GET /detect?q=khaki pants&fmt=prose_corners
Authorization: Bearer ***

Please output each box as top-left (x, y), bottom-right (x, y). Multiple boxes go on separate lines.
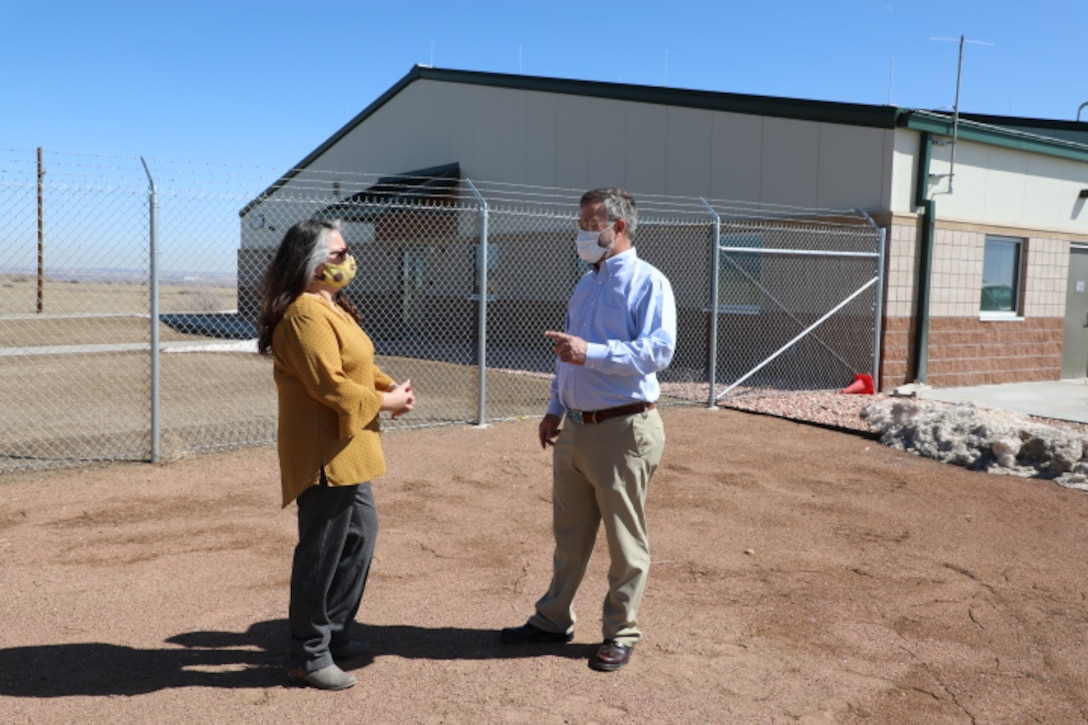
top-left (530, 407), bottom-right (665, 646)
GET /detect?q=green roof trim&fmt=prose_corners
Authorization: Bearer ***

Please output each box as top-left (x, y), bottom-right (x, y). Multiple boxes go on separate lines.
top-left (240, 66), bottom-right (1088, 216)
top-left (414, 66), bottom-right (905, 127)
top-left (901, 111), bottom-right (1088, 163)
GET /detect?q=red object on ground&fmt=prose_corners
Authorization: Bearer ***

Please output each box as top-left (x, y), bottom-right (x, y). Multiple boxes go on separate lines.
top-left (840, 373), bottom-right (874, 394)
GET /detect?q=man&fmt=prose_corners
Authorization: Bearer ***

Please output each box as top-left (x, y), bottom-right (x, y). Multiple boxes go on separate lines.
top-left (500, 187), bottom-right (677, 672)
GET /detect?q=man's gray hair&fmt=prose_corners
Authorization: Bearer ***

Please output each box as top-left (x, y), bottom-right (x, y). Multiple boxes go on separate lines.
top-left (581, 187), bottom-right (638, 240)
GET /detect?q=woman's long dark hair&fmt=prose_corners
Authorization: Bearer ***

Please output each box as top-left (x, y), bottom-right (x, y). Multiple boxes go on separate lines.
top-left (256, 219), bottom-right (361, 355)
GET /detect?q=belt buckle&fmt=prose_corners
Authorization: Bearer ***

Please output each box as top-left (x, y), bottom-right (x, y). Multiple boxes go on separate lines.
top-left (568, 410), bottom-right (583, 424)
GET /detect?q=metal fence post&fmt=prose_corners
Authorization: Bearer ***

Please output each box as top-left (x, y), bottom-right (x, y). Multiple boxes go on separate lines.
top-left (36, 147), bottom-right (44, 314)
top-left (700, 198), bottom-right (720, 408)
top-left (141, 157), bottom-right (161, 463)
top-left (858, 209), bottom-right (886, 387)
top-left (874, 226), bottom-right (886, 385)
top-left (465, 179), bottom-right (489, 427)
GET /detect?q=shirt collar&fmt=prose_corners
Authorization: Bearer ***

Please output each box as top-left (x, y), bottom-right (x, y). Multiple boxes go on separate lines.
top-left (594, 247), bottom-right (637, 276)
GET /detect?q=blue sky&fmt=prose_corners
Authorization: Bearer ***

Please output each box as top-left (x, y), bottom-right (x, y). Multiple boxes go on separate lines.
top-left (3, 0), bottom-right (1087, 177)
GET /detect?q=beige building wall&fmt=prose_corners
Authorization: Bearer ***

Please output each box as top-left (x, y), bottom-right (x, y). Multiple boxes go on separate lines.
top-left (239, 73), bottom-right (1088, 390)
top-left (880, 215), bottom-right (1080, 388)
top-left (259, 79), bottom-right (897, 217)
top-left (921, 225), bottom-right (1068, 386)
top-left (925, 138), bottom-right (1088, 234)
top-left (889, 130), bottom-right (921, 213)
top-left (878, 128), bottom-right (1088, 388)
top-left (880, 218), bottom-right (920, 385)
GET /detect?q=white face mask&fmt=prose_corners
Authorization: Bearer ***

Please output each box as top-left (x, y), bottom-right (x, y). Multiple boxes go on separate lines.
top-left (576, 224), bottom-right (613, 264)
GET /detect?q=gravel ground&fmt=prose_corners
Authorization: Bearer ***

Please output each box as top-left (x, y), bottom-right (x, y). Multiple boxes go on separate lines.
top-left (719, 388), bottom-right (1088, 490)
top-left (720, 386), bottom-right (1088, 437)
top-left (716, 388), bottom-right (889, 434)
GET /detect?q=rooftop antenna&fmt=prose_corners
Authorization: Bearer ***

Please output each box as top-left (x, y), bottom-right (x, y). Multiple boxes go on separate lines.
top-left (929, 35), bottom-right (994, 194)
top-left (519, 43), bottom-right (523, 74)
top-left (888, 58), bottom-right (895, 105)
top-left (664, 50), bottom-right (669, 86)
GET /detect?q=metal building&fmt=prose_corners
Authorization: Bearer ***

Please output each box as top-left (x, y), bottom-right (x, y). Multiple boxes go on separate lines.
top-left (240, 65), bottom-right (1088, 390)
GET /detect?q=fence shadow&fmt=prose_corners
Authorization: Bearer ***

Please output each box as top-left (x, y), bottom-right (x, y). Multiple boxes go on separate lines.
top-left (0, 619), bottom-right (590, 697)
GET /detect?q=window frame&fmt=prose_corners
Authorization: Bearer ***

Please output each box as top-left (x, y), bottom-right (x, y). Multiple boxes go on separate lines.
top-left (979, 235), bottom-right (1023, 320)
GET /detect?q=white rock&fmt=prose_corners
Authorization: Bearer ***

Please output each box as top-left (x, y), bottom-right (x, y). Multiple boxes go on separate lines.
top-left (862, 398), bottom-right (1088, 484)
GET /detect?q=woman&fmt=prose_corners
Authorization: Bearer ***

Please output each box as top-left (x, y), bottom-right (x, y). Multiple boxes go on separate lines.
top-left (257, 218), bottom-right (415, 690)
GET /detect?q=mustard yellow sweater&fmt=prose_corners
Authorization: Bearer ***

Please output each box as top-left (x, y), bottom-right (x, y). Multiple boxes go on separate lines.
top-left (272, 294), bottom-right (394, 506)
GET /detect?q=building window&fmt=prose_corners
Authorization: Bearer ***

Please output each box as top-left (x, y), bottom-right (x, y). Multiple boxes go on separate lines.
top-left (980, 235), bottom-right (1022, 315)
top-left (717, 233), bottom-right (763, 311)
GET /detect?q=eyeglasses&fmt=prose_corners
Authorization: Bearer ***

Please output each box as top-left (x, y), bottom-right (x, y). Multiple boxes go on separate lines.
top-left (577, 220), bottom-right (615, 233)
top-left (327, 247), bottom-right (350, 262)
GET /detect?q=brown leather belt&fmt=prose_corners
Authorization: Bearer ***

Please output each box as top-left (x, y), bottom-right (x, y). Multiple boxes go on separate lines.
top-left (568, 402), bottom-right (655, 425)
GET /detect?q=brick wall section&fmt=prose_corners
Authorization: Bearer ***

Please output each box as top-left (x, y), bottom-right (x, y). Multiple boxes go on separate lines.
top-left (879, 316), bottom-right (915, 388)
top-left (879, 315), bottom-right (1064, 390)
top-left (876, 218), bottom-right (1075, 391)
top-left (925, 316), bottom-right (1063, 386)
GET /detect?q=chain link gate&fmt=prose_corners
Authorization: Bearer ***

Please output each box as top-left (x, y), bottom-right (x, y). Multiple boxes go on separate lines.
top-left (624, 204), bottom-right (883, 407)
top-left (0, 149), bottom-right (883, 473)
top-left (705, 212), bottom-right (885, 400)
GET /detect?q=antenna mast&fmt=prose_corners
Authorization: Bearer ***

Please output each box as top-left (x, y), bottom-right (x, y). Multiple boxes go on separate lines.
top-left (949, 35), bottom-right (964, 194)
top-left (928, 35), bottom-right (993, 195)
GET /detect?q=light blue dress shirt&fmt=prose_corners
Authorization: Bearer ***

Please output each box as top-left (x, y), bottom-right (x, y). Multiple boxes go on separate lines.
top-left (547, 248), bottom-right (677, 417)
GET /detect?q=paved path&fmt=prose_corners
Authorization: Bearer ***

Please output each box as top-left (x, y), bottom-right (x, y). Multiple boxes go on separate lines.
top-left (917, 379), bottom-right (1088, 424)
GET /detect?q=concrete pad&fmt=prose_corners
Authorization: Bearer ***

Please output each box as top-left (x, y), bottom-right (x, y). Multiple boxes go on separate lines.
top-left (915, 379), bottom-right (1088, 424)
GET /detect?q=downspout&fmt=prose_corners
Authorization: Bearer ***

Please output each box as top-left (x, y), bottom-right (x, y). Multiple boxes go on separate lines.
top-left (913, 132), bottom-right (935, 383)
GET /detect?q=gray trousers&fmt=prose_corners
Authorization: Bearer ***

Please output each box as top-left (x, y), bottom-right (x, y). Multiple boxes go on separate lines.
top-left (288, 478), bottom-right (378, 672)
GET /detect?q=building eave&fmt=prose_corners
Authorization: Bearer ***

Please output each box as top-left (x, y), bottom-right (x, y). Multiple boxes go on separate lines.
top-left (900, 110), bottom-right (1088, 163)
top-left (240, 66), bottom-right (1088, 217)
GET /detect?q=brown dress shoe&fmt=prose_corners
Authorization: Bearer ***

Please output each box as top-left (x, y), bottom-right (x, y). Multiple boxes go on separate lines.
top-left (590, 640), bottom-right (634, 671)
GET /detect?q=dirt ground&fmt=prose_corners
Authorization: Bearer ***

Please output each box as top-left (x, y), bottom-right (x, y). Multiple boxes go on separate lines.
top-left (1, 406), bottom-right (1086, 724)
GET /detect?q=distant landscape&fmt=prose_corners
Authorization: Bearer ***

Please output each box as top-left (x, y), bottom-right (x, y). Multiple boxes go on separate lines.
top-left (0, 273), bottom-right (240, 317)
top-left (0, 267), bottom-right (237, 287)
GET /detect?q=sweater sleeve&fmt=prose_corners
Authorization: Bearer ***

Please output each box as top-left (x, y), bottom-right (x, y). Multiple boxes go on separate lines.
top-left (372, 364), bottom-right (395, 392)
top-left (277, 309), bottom-right (384, 441)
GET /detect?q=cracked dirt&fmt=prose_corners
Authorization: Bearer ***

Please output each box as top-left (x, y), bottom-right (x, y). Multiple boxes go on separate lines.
top-left (1, 406), bottom-right (1086, 723)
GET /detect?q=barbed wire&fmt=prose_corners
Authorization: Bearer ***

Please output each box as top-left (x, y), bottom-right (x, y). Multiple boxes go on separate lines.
top-left (1, 145), bottom-right (877, 228)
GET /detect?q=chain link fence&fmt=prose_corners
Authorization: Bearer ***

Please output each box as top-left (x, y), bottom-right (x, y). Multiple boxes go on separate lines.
top-left (0, 148), bottom-right (884, 473)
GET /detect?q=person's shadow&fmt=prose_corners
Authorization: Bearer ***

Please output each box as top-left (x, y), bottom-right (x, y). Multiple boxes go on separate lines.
top-left (0, 620), bottom-right (592, 696)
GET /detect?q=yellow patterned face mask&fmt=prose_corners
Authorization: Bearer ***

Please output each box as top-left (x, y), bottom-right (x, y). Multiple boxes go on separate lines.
top-left (320, 255), bottom-right (356, 289)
